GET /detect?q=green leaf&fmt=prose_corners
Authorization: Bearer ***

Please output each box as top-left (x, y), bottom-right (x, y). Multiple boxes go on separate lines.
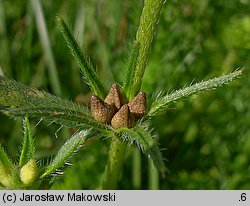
top-left (0, 145), bottom-right (13, 170)
top-left (56, 15), bottom-right (107, 100)
top-left (115, 124), bottom-right (166, 176)
top-left (123, 41), bottom-right (140, 100)
top-left (148, 69), bottom-right (243, 117)
top-left (40, 130), bottom-right (91, 178)
top-left (19, 117), bottom-right (34, 167)
top-left (0, 76), bottom-right (110, 133)
top-left (0, 145), bottom-right (13, 188)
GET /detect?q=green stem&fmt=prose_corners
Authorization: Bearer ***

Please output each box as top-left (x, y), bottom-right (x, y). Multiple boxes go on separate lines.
top-left (130, 0), bottom-right (164, 99)
top-left (148, 159), bottom-right (159, 189)
top-left (102, 136), bottom-right (126, 189)
top-left (132, 148), bottom-right (141, 189)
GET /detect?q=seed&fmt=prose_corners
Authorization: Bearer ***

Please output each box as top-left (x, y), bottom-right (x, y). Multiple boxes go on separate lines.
top-left (104, 83), bottom-right (121, 111)
top-left (128, 92), bottom-right (146, 118)
top-left (91, 95), bottom-right (115, 123)
top-left (111, 104), bottom-right (135, 129)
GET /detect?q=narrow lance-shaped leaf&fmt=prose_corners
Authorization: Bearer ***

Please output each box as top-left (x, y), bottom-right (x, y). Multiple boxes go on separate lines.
top-left (148, 69), bottom-right (243, 117)
top-left (41, 130), bottom-right (91, 178)
top-left (0, 145), bottom-right (13, 187)
top-left (19, 117), bottom-right (34, 167)
top-left (56, 15), bottom-right (107, 100)
top-left (130, 0), bottom-right (164, 98)
top-left (115, 124), bottom-right (166, 176)
top-left (0, 76), bottom-right (110, 133)
top-left (0, 146), bottom-right (13, 169)
top-left (123, 41), bottom-right (140, 100)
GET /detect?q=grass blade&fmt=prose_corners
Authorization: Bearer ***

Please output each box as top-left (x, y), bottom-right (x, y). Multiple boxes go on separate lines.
top-left (148, 69), bottom-right (243, 117)
top-left (0, 0), bottom-right (11, 75)
top-left (57, 15), bottom-right (107, 100)
top-left (31, 0), bottom-right (62, 96)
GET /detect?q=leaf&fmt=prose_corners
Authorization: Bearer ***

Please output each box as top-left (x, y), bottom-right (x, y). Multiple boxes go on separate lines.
top-left (0, 76), bottom-right (110, 133)
top-left (56, 15), bottom-right (107, 100)
top-left (148, 69), bottom-right (243, 117)
top-left (19, 117), bottom-right (34, 167)
top-left (115, 124), bottom-right (166, 176)
top-left (0, 145), bottom-right (13, 170)
top-left (123, 41), bottom-right (140, 100)
top-left (40, 130), bottom-right (91, 178)
top-left (0, 145), bottom-right (13, 188)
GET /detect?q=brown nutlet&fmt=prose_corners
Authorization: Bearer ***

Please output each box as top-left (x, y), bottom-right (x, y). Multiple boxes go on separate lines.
top-left (91, 95), bottom-right (115, 124)
top-left (104, 83), bottom-right (121, 111)
top-left (111, 104), bottom-right (135, 129)
top-left (128, 92), bottom-right (146, 118)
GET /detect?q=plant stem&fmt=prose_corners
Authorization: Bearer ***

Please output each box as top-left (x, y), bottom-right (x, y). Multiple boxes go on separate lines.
top-left (130, 0), bottom-right (164, 99)
top-left (132, 148), bottom-right (141, 189)
top-left (102, 136), bottom-right (126, 189)
top-left (148, 159), bottom-right (159, 189)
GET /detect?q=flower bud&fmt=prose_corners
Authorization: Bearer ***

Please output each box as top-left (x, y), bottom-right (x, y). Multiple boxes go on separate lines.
top-left (20, 159), bottom-right (37, 186)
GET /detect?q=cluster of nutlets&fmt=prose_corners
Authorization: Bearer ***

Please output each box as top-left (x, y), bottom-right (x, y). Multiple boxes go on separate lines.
top-left (91, 83), bottom-right (146, 129)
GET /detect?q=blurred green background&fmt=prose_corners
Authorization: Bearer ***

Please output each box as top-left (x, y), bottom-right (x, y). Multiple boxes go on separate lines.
top-left (0, 0), bottom-right (250, 189)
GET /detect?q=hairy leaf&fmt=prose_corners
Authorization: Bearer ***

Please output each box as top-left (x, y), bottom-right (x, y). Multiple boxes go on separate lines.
top-left (123, 41), bottom-right (140, 100)
top-left (0, 145), bottom-right (13, 170)
top-left (41, 130), bottom-right (91, 178)
top-left (0, 145), bottom-right (13, 188)
top-left (0, 76), bottom-right (110, 133)
top-left (57, 15), bottom-right (107, 100)
top-left (148, 69), bottom-right (243, 117)
top-left (19, 117), bottom-right (34, 167)
top-left (115, 124), bottom-right (166, 176)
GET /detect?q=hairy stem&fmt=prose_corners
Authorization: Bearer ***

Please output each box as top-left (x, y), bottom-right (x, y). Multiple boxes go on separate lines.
top-left (101, 136), bottom-right (126, 189)
top-left (129, 0), bottom-right (164, 99)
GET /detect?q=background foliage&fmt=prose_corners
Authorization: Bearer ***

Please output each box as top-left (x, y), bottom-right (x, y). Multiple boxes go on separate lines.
top-left (0, 0), bottom-right (250, 189)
